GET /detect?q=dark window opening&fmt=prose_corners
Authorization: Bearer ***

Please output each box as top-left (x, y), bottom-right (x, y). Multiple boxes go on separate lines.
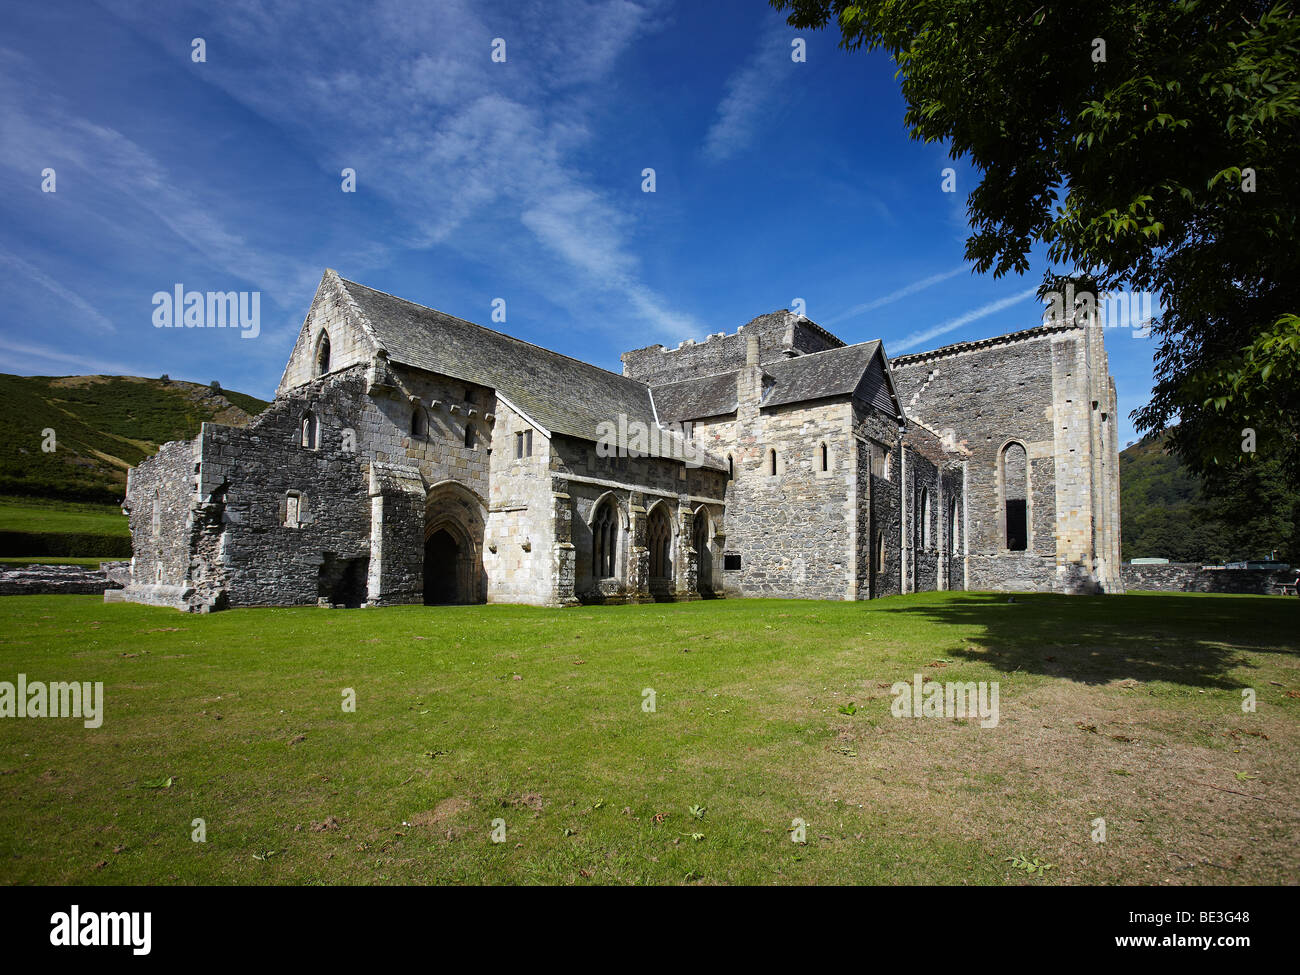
top-left (411, 407), bottom-right (427, 437)
top-left (464, 424), bottom-right (476, 449)
top-left (820, 442), bottom-right (829, 472)
top-left (724, 553), bottom-right (742, 571)
top-left (1005, 499), bottom-right (1027, 551)
top-left (768, 449), bottom-right (777, 476)
top-left (314, 332), bottom-right (331, 377)
top-left (515, 429), bottom-right (533, 459)
top-left (301, 412), bottom-right (318, 449)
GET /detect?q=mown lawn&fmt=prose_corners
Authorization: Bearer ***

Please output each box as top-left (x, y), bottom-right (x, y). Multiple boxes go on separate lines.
top-left (0, 591), bottom-right (1295, 885)
top-left (0, 496), bottom-right (129, 536)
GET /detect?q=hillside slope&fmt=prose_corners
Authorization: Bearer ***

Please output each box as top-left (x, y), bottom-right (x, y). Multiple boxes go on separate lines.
top-left (1120, 433), bottom-right (1298, 563)
top-left (0, 374), bottom-right (269, 504)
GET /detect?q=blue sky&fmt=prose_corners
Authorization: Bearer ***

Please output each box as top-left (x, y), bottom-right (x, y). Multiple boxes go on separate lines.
top-left (0, 0), bottom-right (1156, 445)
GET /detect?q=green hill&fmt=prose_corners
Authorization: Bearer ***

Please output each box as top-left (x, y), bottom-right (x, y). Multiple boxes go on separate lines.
top-left (0, 374), bottom-right (269, 506)
top-left (1119, 433), bottom-right (1298, 564)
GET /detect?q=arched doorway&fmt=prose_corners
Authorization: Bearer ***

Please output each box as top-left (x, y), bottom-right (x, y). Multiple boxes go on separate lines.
top-left (693, 508), bottom-right (713, 596)
top-left (423, 481), bottom-right (487, 605)
top-left (423, 529), bottom-right (460, 604)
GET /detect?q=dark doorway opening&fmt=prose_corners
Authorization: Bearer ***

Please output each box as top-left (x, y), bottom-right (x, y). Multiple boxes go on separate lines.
top-left (424, 529), bottom-right (460, 604)
top-left (1005, 499), bottom-right (1028, 552)
top-left (694, 515), bottom-right (712, 596)
top-left (318, 553), bottom-right (369, 608)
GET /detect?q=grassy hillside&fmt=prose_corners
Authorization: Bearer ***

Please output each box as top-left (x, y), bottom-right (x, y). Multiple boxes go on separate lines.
top-left (0, 374), bottom-right (269, 506)
top-left (1119, 433), bottom-right (1299, 563)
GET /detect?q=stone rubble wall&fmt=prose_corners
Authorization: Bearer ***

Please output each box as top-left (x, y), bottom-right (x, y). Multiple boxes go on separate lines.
top-left (891, 324), bottom-right (1120, 594)
top-left (1122, 563), bottom-right (1297, 595)
top-left (621, 313), bottom-right (841, 385)
top-left (0, 562), bottom-right (129, 596)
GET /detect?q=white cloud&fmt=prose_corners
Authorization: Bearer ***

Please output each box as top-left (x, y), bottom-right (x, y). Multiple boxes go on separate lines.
top-left (0, 336), bottom-right (150, 376)
top-left (98, 0), bottom-right (698, 340)
top-left (892, 287), bottom-right (1040, 353)
top-left (0, 250), bottom-right (114, 334)
top-left (826, 265), bottom-right (969, 327)
top-left (702, 21), bottom-right (797, 163)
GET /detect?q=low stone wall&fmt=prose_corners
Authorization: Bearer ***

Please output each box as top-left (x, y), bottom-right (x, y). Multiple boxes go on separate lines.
top-left (1122, 562), bottom-right (1297, 595)
top-left (0, 562), bottom-right (129, 596)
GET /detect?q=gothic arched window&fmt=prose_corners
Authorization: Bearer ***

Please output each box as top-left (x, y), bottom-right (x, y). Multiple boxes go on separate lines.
top-left (593, 499), bottom-right (618, 579)
top-left (648, 505), bottom-right (672, 580)
top-left (301, 412), bottom-right (318, 449)
top-left (314, 331), bottom-right (331, 377)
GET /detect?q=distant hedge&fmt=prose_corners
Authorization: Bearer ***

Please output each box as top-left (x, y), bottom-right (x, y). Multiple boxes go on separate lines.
top-left (0, 531), bottom-right (132, 558)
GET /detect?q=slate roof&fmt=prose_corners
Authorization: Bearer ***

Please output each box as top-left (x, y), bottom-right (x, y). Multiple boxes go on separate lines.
top-left (651, 341), bottom-right (903, 423)
top-left (336, 277), bottom-right (726, 470)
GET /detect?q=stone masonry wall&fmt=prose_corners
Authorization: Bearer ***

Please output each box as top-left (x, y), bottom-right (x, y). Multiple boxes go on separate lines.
top-left (555, 432), bottom-right (727, 603)
top-left (892, 329), bottom-right (1070, 592)
top-left (719, 397), bottom-right (857, 600)
top-left (484, 402), bottom-right (553, 606)
top-left (1122, 563), bottom-right (1297, 594)
top-left (621, 313), bottom-right (842, 385)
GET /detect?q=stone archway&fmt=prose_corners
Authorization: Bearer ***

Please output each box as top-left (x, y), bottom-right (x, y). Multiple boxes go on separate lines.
top-left (423, 481), bottom-right (486, 605)
top-left (693, 507), bottom-right (713, 596)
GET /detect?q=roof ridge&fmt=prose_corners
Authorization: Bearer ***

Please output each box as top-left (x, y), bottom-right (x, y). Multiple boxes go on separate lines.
top-left (766, 338), bottom-right (880, 367)
top-left (337, 276), bottom-right (652, 391)
top-left (892, 322), bottom-right (1078, 364)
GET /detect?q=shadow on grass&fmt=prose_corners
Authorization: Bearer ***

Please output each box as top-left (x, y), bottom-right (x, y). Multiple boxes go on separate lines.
top-left (873, 591), bottom-right (1298, 689)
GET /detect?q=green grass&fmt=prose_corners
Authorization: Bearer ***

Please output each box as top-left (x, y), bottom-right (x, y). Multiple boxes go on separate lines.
top-left (0, 496), bottom-right (128, 537)
top-left (0, 591), bottom-right (1295, 885)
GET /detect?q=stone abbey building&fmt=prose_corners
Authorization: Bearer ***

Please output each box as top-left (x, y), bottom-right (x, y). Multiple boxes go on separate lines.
top-left (114, 269), bottom-right (1122, 612)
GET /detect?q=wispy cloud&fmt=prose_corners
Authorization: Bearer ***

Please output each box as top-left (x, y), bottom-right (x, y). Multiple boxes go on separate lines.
top-left (99, 0), bottom-right (698, 340)
top-left (0, 250), bottom-right (114, 333)
top-left (826, 265), bottom-right (969, 327)
top-left (892, 287), bottom-right (1040, 353)
top-left (0, 336), bottom-right (150, 376)
top-left (702, 21), bottom-right (797, 164)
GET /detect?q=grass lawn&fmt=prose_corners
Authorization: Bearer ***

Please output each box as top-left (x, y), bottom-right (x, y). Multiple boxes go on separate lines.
top-left (0, 496), bottom-right (128, 536)
top-left (0, 591), bottom-right (1295, 885)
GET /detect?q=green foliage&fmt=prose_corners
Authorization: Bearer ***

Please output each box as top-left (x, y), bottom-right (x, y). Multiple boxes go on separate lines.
top-left (1004, 853), bottom-right (1055, 877)
top-left (772, 0), bottom-right (1300, 481)
top-left (1120, 433), bottom-right (1299, 562)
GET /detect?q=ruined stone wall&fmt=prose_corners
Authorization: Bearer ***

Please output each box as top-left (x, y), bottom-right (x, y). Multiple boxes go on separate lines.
top-left (621, 313), bottom-right (842, 385)
top-left (853, 405), bottom-right (902, 598)
top-left (1122, 563), bottom-right (1297, 594)
top-left (121, 439), bottom-right (201, 608)
top-left (904, 447), bottom-right (942, 594)
top-left (196, 370), bottom-right (375, 609)
top-left (278, 270), bottom-right (377, 393)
